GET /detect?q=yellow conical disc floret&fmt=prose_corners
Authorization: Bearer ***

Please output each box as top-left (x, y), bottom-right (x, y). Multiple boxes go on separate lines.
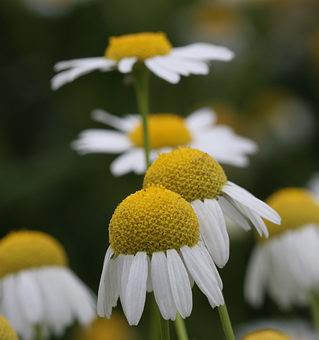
top-left (0, 231), bottom-right (67, 278)
top-left (110, 186), bottom-right (199, 255)
top-left (0, 316), bottom-right (18, 340)
top-left (264, 188), bottom-right (319, 240)
top-left (244, 329), bottom-right (291, 340)
top-left (105, 32), bottom-right (172, 61)
top-left (128, 114), bottom-right (192, 149)
top-left (143, 148), bottom-right (227, 202)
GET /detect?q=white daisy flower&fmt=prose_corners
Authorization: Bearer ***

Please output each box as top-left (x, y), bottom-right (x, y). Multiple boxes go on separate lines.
top-left (245, 188), bottom-right (319, 310)
top-left (71, 108), bottom-right (257, 176)
top-left (51, 32), bottom-right (234, 90)
top-left (97, 186), bottom-right (224, 325)
top-left (0, 315), bottom-right (18, 340)
top-left (143, 148), bottom-right (281, 268)
top-left (0, 231), bottom-right (96, 340)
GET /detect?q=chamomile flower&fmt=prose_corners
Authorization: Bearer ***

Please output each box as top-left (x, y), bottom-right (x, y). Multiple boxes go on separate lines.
top-left (0, 231), bottom-right (96, 340)
top-left (51, 32), bottom-right (234, 89)
top-left (97, 186), bottom-right (224, 325)
top-left (72, 108), bottom-right (257, 176)
top-left (245, 188), bottom-right (319, 309)
top-left (243, 329), bottom-right (291, 340)
top-left (0, 315), bottom-right (18, 340)
top-left (143, 148), bottom-right (281, 268)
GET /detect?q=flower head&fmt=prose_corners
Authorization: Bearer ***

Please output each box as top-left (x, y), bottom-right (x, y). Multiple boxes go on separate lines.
top-left (72, 108), bottom-right (257, 176)
top-left (244, 329), bottom-right (291, 340)
top-left (0, 316), bottom-right (18, 340)
top-left (0, 231), bottom-right (95, 340)
top-left (143, 147), bottom-right (280, 267)
top-left (52, 31), bottom-right (234, 89)
top-left (98, 186), bottom-right (223, 325)
top-left (245, 188), bottom-right (319, 309)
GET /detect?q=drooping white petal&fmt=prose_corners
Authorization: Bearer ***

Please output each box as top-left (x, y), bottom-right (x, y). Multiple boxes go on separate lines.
top-left (97, 247), bottom-right (114, 317)
top-left (51, 58), bottom-right (116, 90)
top-left (222, 181), bottom-right (281, 225)
top-left (185, 107), bottom-right (217, 133)
top-left (110, 149), bottom-right (147, 176)
top-left (181, 245), bottom-right (224, 307)
top-left (191, 199), bottom-right (229, 268)
top-left (119, 255), bottom-right (134, 312)
top-left (118, 57), bottom-right (137, 73)
top-left (166, 249), bottom-right (192, 318)
top-left (71, 129), bottom-right (132, 154)
top-left (124, 252), bottom-right (148, 325)
top-left (239, 204), bottom-right (269, 238)
top-left (145, 58), bottom-right (180, 84)
top-left (91, 109), bottom-right (139, 132)
top-left (171, 43), bottom-right (234, 61)
top-left (151, 252), bottom-right (177, 320)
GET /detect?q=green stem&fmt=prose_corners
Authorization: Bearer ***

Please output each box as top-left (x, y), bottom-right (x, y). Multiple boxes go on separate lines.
top-left (217, 304), bottom-right (235, 340)
top-left (34, 325), bottom-right (44, 340)
top-left (133, 65), bottom-right (151, 168)
top-left (149, 295), bottom-right (161, 340)
top-left (160, 318), bottom-right (170, 340)
top-left (310, 292), bottom-right (319, 336)
top-left (175, 314), bottom-right (189, 340)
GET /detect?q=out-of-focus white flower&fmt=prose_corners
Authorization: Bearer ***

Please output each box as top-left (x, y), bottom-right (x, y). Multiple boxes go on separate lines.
top-left (308, 173), bottom-right (319, 200)
top-left (245, 188), bottom-right (319, 309)
top-left (72, 108), bottom-right (257, 176)
top-left (143, 148), bottom-right (280, 268)
top-left (51, 32), bottom-right (234, 89)
top-left (0, 231), bottom-right (96, 340)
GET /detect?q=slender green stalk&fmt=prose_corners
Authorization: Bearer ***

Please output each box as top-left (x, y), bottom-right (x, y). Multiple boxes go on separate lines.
top-left (310, 292), bottom-right (319, 336)
top-left (217, 304), bottom-right (235, 340)
top-left (175, 314), bottom-right (189, 340)
top-left (34, 325), bottom-right (44, 340)
top-left (149, 295), bottom-right (162, 340)
top-left (160, 318), bottom-right (170, 340)
top-left (133, 65), bottom-right (151, 168)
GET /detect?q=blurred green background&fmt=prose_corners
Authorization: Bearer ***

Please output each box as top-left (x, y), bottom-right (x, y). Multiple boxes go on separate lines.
top-left (1, 0), bottom-right (319, 338)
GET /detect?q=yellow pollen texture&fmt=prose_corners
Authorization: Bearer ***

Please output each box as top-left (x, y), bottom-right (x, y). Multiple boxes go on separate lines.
top-left (109, 186), bottom-right (199, 255)
top-left (244, 329), bottom-right (291, 340)
top-left (264, 188), bottom-right (319, 241)
top-left (0, 316), bottom-right (18, 340)
top-left (105, 32), bottom-right (172, 61)
top-left (129, 114), bottom-right (192, 149)
top-left (0, 231), bottom-right (67, 278)
top-left (143, 148), bottom-right (227, 202)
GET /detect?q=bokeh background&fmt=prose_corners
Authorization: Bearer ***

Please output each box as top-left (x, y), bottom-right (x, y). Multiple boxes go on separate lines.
top-left (1, 0), bottom-right (319, 338)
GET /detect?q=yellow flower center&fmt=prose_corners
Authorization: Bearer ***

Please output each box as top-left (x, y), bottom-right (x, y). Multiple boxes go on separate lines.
top-left (0, 231), bottom-right (68, 278)
top-left (0, 316), bottom-right (18, 340)
top-left (263, 188), bottom-right (319, 241)
top-left (128, 114), bottom-right (192, 149)
top-left (143, 148), bottom-right (227, 202)
top-left (105, 32), bottom-right (172, 61)
top-left (109, 186), bottom-right (199, 255)
top-left (244, 329), bottom-right (291, 340)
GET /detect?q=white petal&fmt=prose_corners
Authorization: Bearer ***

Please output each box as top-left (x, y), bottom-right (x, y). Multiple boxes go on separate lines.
top-left (223, 181), bottom-right (281, 224)
top-left (166, 249), bottom-right (192, 318)
top-left (240, 204), bottom-right (269, 238)
top-left (71, 129), bottom-right (131, 154)
top-left (145, 58), bottom-right (180, 84)
top-left (119, 255), bottom-right (134, 312)
top-left (91, 109), bottom-right (139, 132)
top-left (97, 247), bottom-right (114, 317)
top-left (124, 252), bottom-right (148, 325)
top-left (191, 199), bottom-right (229, 268)
top-left (185, 107), bottom-right (217, 132)
top-left (181, 245), bottom-right (224, 307)
top-left (110, 149), bottom-right (147, 176)
top-left (118, 57), bottom-right (137, 73)
top-left (151, 252), bottom-right (177, 320)
top-left (54, 57), bottom-right (115, 71)
top-left (171, 43), bottom-right (234, 61)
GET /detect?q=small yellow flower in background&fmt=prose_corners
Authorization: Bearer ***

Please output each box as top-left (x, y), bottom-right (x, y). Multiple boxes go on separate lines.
top-left (245, 188), bottom-right (319, 309)
top-left (0, 315), bottom-right (18, 340)
top-left (51, 31), bottom-right (234, 89)
top-left (0, 231), bottom-right (95, 340)
top-left (244, 329), bottom-right (291, 340)
top-left (76, 314), bottom-right (135, 340)
top-left (143, 147), bottom-right (280, 268)
top-left (71, 108), bottom-right (257, 176)
top-left (98, 186), bottom-right (223, 325)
